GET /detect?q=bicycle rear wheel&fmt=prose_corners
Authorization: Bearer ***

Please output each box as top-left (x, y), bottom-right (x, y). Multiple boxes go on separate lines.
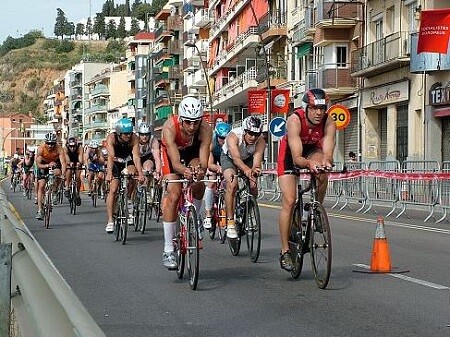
top-left (289, 204), bottom-right (304, 279)
top-left (43, 190), bottom-right (51, 229)
top-left (92, 179), bottom-right (97, 208)
top-left (70, 182), bottom-right (77, 215)
top-left (154, 185), bottom-right (162, 222)
top-left (186, 206), bottom-right (199, 290)
top-left (310, 203), bottom-right (332, 289)
top-left (137, 189), bottom-right (147, 233)
top-left (120, 195), bottom-right (128, 245)
top-left (245, 197), bottom-right (261, 263)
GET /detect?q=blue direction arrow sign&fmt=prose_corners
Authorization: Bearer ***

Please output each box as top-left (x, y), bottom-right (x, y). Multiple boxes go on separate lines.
top-left (269, 117), bottom-right (286, 137)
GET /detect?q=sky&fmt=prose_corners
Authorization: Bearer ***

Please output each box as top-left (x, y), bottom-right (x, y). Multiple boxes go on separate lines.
top-left (0, 1), bottom-right (112, 44)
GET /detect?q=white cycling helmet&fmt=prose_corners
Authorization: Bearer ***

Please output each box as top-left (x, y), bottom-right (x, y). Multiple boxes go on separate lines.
top-left (13, 153), bottom-right (19, 159)
top-left (89, 140), bottom-right (99, 149)
top-left (179, 97), bottom-right (203, 121)
top-left (242, 116), bottom-right (263, 133)
top-left (101, 148), bottom-right (108, 156)
top-left (138, 122), bottom-right (151, 135)
top-left (27, 146), bottom-right (36, 153)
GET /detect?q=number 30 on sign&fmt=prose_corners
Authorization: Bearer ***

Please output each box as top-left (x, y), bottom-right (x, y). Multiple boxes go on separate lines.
top-left (327, 104), bottom-right (351, 130)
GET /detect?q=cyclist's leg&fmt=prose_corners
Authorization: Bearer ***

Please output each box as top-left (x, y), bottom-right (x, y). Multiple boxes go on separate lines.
top-left (97, 170), bottom-right (105, 197)
top-left (278, 174), bottom-right (297, 271)
top-left (203, 174), bottom-right (216, 229)
top-left (106, 178), bottom-right (119, 232)
top-left (36, 170), bottom-right (47, 218)
top-left (87, 165), bottom-right (94, 195)
top-left (222, 155), bottom-right (239, 238)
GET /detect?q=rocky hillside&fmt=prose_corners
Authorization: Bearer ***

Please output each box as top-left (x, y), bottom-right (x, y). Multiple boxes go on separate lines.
top-left (0, 38), bottom-right (110, 119)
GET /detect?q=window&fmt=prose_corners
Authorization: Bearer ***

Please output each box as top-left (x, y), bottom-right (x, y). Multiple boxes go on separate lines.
top-left (337, 46), bottom-right (347, 67)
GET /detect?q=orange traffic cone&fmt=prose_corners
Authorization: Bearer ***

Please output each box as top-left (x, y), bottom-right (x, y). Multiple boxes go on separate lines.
top-left (370, 216), bottom-right (391, 272)
top-left (353, 216), bottom-right (408, 274)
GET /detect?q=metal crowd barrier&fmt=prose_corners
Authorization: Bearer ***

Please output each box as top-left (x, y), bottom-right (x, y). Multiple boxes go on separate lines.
top-left (257, 160), bottom-right (450, 224)
top-left (397, 160), bottom-right (440, 222)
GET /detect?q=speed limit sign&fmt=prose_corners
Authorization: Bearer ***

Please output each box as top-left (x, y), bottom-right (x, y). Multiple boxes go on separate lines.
top-left (327, 104), bottom-right (351, 130)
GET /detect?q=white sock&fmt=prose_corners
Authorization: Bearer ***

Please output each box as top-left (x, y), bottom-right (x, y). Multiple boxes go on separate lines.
top-left (204, 186), bottom-right (214, 212)
top-left (163, 221), bottom-right (177, 252)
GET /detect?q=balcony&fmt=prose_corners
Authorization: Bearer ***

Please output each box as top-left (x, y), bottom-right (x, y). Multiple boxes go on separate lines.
top-left (305, 63), bottom-right (356, 97)
top-left (291, 8), bottom-right (314, 45)
top-left (260, 12), bottom-right (287, 44)
top-left (315, 0), bottom-right (363, 27)
top-left (84, 104), bottom-right (108, 114)
top-left (155, 93), bottom-right (171, 107)
top-left (213, 67), bottom-right (258, 109)
top-left (195, 8), bottom-right (212, 27)
top-left (167, 15), bottom-right (183, 31)
top-left (256, 62), bottom-right (288, 90)
top-left (70, 79), bottom-right (82, 88)
top-left (154, 72), bottom-right (169, 86)
top-left (169, 90), bottom-right (183, 104)
top-left (351, 31), bottom-right (411, 78)
top-left (168, 40), bottom-right (182, 55)
top-left (127, 70), bottom-right (135, 82)
top-left (210, 27), bottom-right (259, 75)
top-left (153, 48), bottom-right (171, 65)
top-left (183, 57), bottom-right (201, 72)
top-left (183, 0), bottom-right (203, 7)
top-left (210, 0), bottom-right (251, 40)
top-left (84, 120), bottom-right (108, 130)
top-left (169, 65), bottom-right (183, 80)
top-left (90, 84), bottom-right (109, 98)
top-left (154, 24), bottom-right (173, 42)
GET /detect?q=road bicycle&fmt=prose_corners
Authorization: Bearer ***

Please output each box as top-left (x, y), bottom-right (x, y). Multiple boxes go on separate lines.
top-left (90, 168), bottom-right (105, 208)
top-left (113, 157), bottom-right (133, 245)
top-left (207, 173), bottom-right (226, 243)
top-left (287, 167), bottom-right (332, 289)
top-left (165, 174), bottom-right (209, 290)
top-left (11, 169), bottom-right (21, 193)
top-left (148, 175), bottom-right (162, 223)
top-left (23, 168), bottom-right (34, 200)
top-left (133, 171), bottom-right (151, 233)
top-left (227, 171), bottom-right (261, 263)
top-left (67, 165), bottom-right (81, 214)
top-left (43, 166), bottom-right (56, 229)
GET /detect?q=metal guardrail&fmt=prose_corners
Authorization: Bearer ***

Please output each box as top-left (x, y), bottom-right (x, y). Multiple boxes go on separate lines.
top-left (0, 189), bottom-right (106, 337)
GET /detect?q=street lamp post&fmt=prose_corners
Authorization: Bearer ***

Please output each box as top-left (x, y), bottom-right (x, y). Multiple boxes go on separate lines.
top-left (185, 41), bottom-right (214, 125)
top-left (247, 1), bottom-right (273, 163)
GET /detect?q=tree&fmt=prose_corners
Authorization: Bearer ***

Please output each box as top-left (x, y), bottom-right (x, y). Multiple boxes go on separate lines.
top-left (102, 0), bottom-right (115, 16)
top-left (129, 18), bottom-right (141, 36)
top-left (117, 17), bottom-right (127, 39)
top-left (131, 0), bottom-right (143, 14)
top-left (64, 22), bottom-right (75, 39)
top-left (133, 3), bottom-right (153, 21)
top-left (93, 13), bottom-right (106, 40)
top-left (105, 19), bottom-right (117, 40)
top-left (54, 8), bottom-right (69, 39)
top-left (76, 23), bottom-right (85, 39)
top-left (150, 0), bottom-right (168, 16)
top-left (86, 17), bottom-right (93, 38)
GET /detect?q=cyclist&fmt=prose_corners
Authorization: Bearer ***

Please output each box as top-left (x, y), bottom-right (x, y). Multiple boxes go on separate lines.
top-left (9, 153), bottom-right (21, 189)
top-left (84, 140), bottom-right (105, 199)
top-left (105, 118), bottom-right (144, 233)
top-left (160, 96), bottom-right (212, 269)
top-left (221, 116), bottom-right (266, 239)
top-left (64, 137), bottom-right (83, 206)
top-left (35, 132), bottom-right (67, 220)
top-left (21, 147), bottom-right (36, 196)
top-left (203, 122), bottom-right (231, 230)
top-left (277, 88), bottom-right (336, 271)
top-left (137, 122), bottom-right (161, 180)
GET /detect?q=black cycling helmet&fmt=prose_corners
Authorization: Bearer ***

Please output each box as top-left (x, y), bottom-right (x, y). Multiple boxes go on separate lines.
top-left (301, 88), bottom-right (329, 111)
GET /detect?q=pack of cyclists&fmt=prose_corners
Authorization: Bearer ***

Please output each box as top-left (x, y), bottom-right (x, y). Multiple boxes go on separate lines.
top-left (6, 88), bottom-right (336, 274)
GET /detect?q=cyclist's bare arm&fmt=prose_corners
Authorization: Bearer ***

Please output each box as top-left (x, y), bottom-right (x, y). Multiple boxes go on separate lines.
top-left (252, 138), bottom-right (266, 175)
top-left (151, 137), bottom-right (161, 174)
top-left (321, 115), bottom-right (337, 167)
top-left (36, 146), bottom-right (48, 169)
top-left (106, 133), bottom-right (116, 179)
top-left (197, 123), bottom-right (212, 174)
top-left (131, 134), bottom-right (144, 179)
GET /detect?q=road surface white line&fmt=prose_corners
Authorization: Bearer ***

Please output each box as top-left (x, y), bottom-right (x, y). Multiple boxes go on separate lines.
top-left (353, 264), bottom-right (450, 290)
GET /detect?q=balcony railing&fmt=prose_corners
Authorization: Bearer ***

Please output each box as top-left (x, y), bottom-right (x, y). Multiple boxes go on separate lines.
top-left (168, 65), bottom-right (183, 80)
top-left (153, 48), bottom-right (170, 64)
top-left (194, 8), bottom-right (213, 28)
top-left (351, 31), bottom-right (411, 76)
top-left (316, 0), bottom-right (363, 22)
top-left (213, 67), bottom-right (257, 101)
top-left (154, 24), bottom-right (173, 41)
top-left (259, 12), bottom-right (287, 41)
top-left (305, 63), bottom-right (356, 90)
top-left (210, 0), bottom-right (251, 40)
top-left (90, 84), bottom-right (109, 97)
top-left (168, 40), bottom-right (182, 55)
top-left (167, 15), bottom-right (183, 31)
top-left (84, 120), bottom-right (108, 130)
top-left (291, 8), bottom-right (314, 44)
top-left (84, 104), bottom-right (108, 114)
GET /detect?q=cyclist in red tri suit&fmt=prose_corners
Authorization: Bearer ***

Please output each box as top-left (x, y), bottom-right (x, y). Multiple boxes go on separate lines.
top-left (160, 96), bottom-right (212, 270)
top-left (277, 88), bottom-right (336, 272)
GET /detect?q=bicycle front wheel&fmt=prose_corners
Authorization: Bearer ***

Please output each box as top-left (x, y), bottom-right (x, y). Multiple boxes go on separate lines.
top-left (217, 193), bottom-right (227, 244)
top-left (70, 182), bottom-right (77, 215)
top-left (310, 203), bottom-right (332, 289)
top-left (245, 197), bottom-right (261, 263)
top-left (175, 220), bottom-right (185, 280)
top-left (138, 190), bottom-right (147, 234)
top-left (186, 206), bottom-right (199, 290)
top-left (288, 203), bottom-right (304, 279)
top-left (120, 195), bottom-right (128, 245)
top-left (44, 190), bottom-right (52, 229)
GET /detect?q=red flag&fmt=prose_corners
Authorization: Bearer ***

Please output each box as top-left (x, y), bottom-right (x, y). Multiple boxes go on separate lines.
top-left (271, 89), bottom-right (290, 114)
top-left (248, 90), bottom-right (266, 114)
top-left (417, 9), bottom-right (450, 54)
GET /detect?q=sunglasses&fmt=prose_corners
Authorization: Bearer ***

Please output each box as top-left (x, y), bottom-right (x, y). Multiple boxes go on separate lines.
top-left (139, 133), bottom-right (150, 137)
top-left (246, 131), bottom-right (261, 138)
top-left (46, 142), bottom-right (56, 146)
top-left (182, 119), bottom-right (201, 126)
top-left (121, 132), bottom-right (132, 136)
top-left (217, 136), bottom-right (226, 140)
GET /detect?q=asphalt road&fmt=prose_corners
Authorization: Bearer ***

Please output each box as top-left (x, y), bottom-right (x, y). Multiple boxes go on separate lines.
top-left (4, 182), bottom-right (450, 337)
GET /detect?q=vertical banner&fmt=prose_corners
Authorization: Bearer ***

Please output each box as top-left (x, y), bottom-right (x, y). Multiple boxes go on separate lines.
top-left (248, 90), bottom-right (267, 114)
top-left (271, 89), bottom-right (290, 114)
top-left (417, 9), bottom-right (450, 54)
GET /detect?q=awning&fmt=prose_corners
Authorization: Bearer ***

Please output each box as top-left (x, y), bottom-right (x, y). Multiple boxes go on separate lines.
top-left (435, 107), bottom-right (450, 117)
top-left (296, 43), bottom-right (312, 59)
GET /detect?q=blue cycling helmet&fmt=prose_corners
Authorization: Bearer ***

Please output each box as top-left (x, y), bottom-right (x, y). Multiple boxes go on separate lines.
top-left (115, 118), bottom-right (133, 134)
top-left (214, 122), bottom-right (231, 138)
